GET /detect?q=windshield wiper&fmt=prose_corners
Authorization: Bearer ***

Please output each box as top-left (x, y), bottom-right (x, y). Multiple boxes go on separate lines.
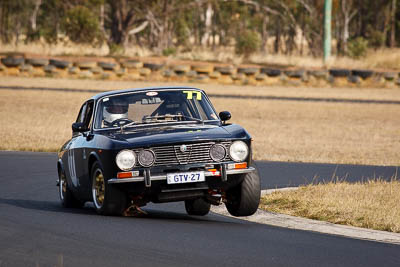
top-left (142, 114), bottom-right (203, 124)
top-left (120, 120), bottom-right (138, 131)
top-left (180, 115), bottom-right (203, 123)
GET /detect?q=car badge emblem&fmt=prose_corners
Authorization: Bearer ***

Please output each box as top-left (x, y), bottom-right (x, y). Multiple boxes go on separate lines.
top-left (180, 145), bottom-right (188, 153)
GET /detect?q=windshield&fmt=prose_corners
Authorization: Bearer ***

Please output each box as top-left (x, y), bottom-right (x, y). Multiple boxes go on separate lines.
top-left (94, 89), bottom-right (219, 129)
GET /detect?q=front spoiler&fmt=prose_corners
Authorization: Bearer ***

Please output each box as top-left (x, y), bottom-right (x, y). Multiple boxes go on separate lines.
top-left (108, 167), bottom-right (255, 185)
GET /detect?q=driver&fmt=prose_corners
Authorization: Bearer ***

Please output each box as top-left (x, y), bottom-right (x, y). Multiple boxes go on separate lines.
top-left (103, 97), bottom-right (129, 126)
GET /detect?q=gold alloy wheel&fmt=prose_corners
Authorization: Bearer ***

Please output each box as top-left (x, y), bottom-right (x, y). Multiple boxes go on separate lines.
top-left (93, 169), bottom-right (105, 208)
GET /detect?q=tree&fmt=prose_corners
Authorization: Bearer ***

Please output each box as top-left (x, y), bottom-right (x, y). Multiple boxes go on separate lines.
top-left (62, 6), bottom-right (101, 43)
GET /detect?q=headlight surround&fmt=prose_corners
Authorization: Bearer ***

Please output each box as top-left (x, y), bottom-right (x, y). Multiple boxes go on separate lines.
top-left (229, 141), bottom-right (249, 162)
top-left (210, 144), bottom-right (226, 161)
top-left (116, 150), bottom-right (136, 171)
top-left (138, 149), bottom-right (155, 167)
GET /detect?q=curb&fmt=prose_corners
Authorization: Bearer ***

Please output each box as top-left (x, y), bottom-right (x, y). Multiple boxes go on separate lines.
top-left (210, 188), bottom-right (400, 245)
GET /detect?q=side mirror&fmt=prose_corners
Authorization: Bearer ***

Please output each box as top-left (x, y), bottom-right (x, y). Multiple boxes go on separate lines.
top-left (72, 122), bottom-right (87, 133)
top-left (219, 111), bottom-right (231, 123)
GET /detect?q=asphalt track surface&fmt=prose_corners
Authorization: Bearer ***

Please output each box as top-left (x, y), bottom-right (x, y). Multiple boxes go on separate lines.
top-left (0, 151), bottom-right (399, 267)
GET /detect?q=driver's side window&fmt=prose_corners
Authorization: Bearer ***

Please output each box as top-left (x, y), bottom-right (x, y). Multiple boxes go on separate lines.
top-left (76, 101), bottom-right (94, 129)
top-left (76, 103), bottom-right (87, 124)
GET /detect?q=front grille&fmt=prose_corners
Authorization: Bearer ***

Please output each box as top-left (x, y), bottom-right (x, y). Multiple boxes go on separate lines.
top-left (136, 141), bottom-right (231, 166)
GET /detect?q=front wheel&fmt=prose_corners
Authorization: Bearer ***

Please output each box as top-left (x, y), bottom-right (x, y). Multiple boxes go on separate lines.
top-left (185, 198), bottom-right (211, 216)
top-left (225, 165), bottom-right (261, 217)
top-left (91, 162), bottom-right (128, 216)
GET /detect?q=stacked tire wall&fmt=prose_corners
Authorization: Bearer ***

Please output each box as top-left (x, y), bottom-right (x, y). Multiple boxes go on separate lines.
top-left (1, 55), bottom-right (399, 88)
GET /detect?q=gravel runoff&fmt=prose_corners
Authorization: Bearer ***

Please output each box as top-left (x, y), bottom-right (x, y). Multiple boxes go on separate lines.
top-left (210, 188), bottom-right (400, 245)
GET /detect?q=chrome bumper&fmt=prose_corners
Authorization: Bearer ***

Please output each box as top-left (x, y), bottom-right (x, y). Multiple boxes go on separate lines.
top-left (108, 167), bottom-right (255, 185)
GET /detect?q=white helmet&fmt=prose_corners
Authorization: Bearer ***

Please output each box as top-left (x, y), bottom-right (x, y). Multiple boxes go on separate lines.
top-left (103, 97), bottom-right (129, 125)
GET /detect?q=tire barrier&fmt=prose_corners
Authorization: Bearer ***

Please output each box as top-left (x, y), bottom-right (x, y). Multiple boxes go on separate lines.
top-left (26, 58), bottom-right (49, 67)
top-left (192, 64), bottom-right (214, 74)
top-left (76, 61), bottom-right (97, 70)
top-left (1, 57), bottom-right (24, 67)
top-left (351, 69), bottom-right (374, 80)
top-left (49, 59), bottom-right (70, 69)
top-left (98, 62), bottom-right (116, 71)
top-left (121, 60), bottom-right (143, 69)
top-left (383, 72), bottom-right (397, 81)
top-left (143, 63), bottom-right (164, 71)
top-left (214, 66), bottom-right (235, 75)
top-left (1, 55), bottom-right (400, 88)
top-left (237, 67), bottom-right (259, 75)
top-left (308, 70), bottom-right (328, 79)
top-left (329, 69), bottom-right (351, 78)
top-left (284, 69), bottom-right (305, 78)
top-left (261, 68), bottom-right (281, 77)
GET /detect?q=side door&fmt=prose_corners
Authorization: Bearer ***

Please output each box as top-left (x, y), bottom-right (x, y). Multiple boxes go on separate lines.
top-left (72, 100), bottom-right (95, 196)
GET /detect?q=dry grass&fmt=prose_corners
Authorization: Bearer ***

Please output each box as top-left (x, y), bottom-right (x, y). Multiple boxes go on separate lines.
top-left (216, 98), bottom-right (400, 166)
top-left (0, 77), bottom-right (400, 166)
top-left (0, 40), bottom-right (152, 57)
top-left (0, 89), bottom-right (92, 151)
top-left (260, 180), bottom-right (400, 233)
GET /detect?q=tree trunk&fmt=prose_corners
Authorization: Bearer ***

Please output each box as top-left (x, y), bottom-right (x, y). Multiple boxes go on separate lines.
top-left (201, 2), bottom-right (213, 46)
top-left (341, 0), bottom-right (357, 55)
top-left (30, 0), bottom-right (42, 32)
top-left (390, 0), bottom-right (397, 47)
top-left (274, 18), bottom-right (281, 53)
top-left (157, 0), bottom-right (171, 52)
top-left (261, 15), bottom-right (268, 53)
top-left (109, 0), bottom-right (124, 45)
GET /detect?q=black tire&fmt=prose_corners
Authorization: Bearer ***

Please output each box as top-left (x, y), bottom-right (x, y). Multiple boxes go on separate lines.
top-left (185, 198), bottom-right (211, 216)
top-left (1, 57), bottom-right (24, 67)
top-left (143, 63), bottom-right (164, 71)
top-left (76, 61), bottom-right (96, 70)
top-left (284, 69), bottom-right (305, 78)
top-left (58, 169), bottom-right (84, 208)
top-left (26, 58), bottom-right (49, 67)
top-left (49, 59), bottom-right (70, 69)
top-left (237, 67), bottom-right (258, 75)
top-left (261, 68), bottom-right (281, 77)
top-left (215, 66), bottom-right (235, 75)
top-left (351, 69), bottom-right (374, 79)
top-left (329, 68), bottom-right (350, 78)
top-left (225, 165), bottom-right (261, 217)
top-left (383, 72), bottom-right (398, 81)
top-left (98, 62), bottom-right (116, 71)
top-left (91, 162), bottom-right (128, 216)
top-left (121, 60), bottom-right (143, 69)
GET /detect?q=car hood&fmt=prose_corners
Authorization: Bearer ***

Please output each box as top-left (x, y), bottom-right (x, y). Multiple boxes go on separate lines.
top-left (103, 124), bottom-right (243, 148)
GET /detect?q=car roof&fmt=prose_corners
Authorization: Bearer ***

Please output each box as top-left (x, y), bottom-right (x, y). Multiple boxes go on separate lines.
top-left (90, 86), bottom-right (204, 101)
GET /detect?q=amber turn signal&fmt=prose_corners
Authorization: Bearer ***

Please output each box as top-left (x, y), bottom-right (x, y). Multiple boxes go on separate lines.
top-left (234, 162), bottom-right (247, 169)
top-left (117, 172), bottom-right (133, 179)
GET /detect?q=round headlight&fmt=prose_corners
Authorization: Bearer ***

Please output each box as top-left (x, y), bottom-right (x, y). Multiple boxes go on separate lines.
top-left (210, 144), bottom-right (226, 161)
top-left (138, 149), bottom-right (155, 167)
top-left (229, 141), bottom-right (249, 162)
top-left (116, 150), bottom-right (136, 171)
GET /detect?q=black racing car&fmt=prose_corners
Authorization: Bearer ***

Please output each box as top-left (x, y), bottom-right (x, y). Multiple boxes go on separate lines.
top-left (57, 86), bottom-right (261, 216)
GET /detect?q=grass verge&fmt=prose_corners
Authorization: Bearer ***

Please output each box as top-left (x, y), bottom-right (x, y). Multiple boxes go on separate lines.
top-left (260, 179), bottom-right (400, 233)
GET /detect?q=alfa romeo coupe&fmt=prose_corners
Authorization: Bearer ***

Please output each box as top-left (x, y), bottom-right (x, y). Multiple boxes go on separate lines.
top-left (57, 87), bottom-right (261, 217)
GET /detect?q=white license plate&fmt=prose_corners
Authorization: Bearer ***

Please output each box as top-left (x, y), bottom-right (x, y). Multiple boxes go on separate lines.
top-left (167, 171), bottom-right (205, 184)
